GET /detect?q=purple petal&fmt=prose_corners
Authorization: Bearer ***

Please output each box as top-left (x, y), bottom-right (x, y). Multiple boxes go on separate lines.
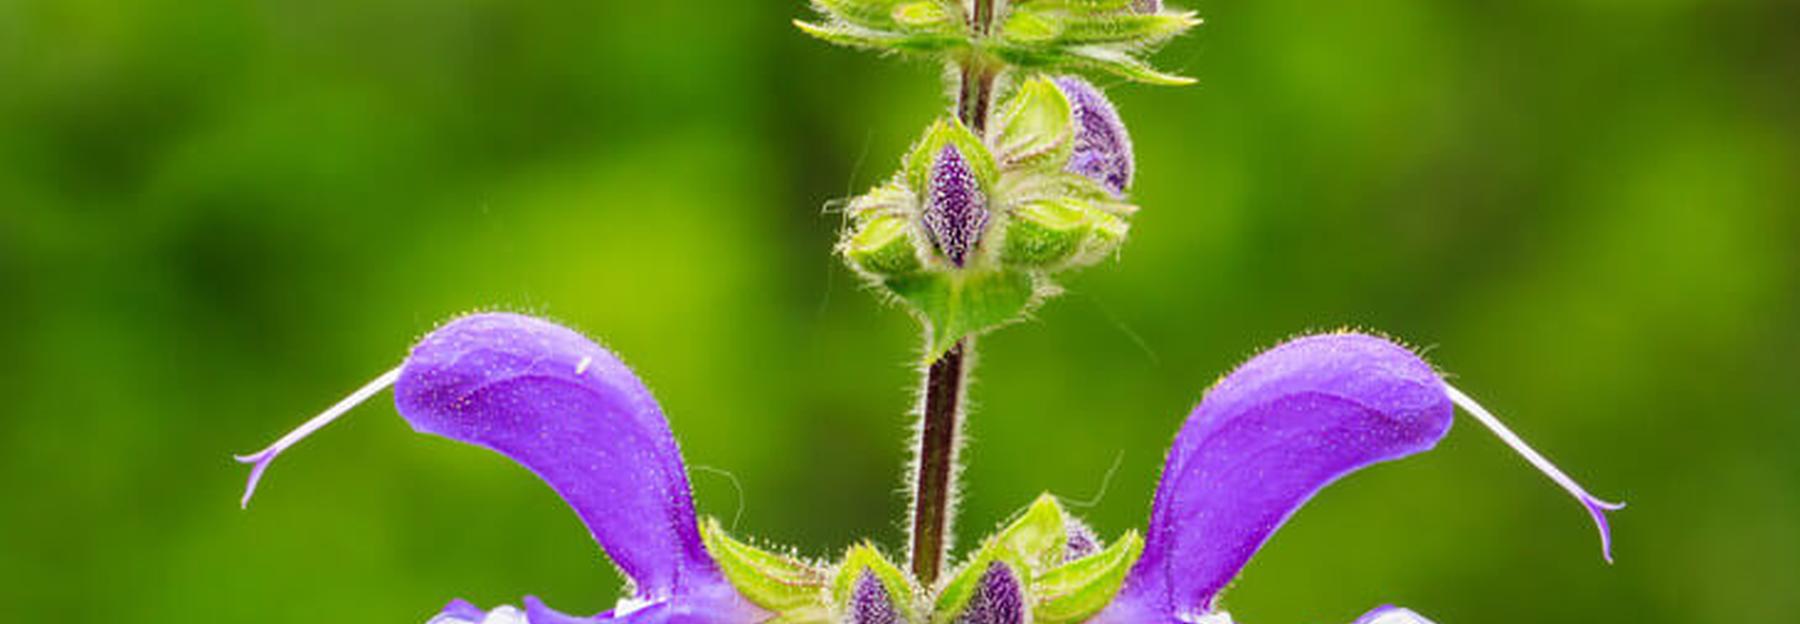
top-left (921, 144), bottom-right (990, 266)
top-left (1100, 333), bottom-right (1454, 620)
top-left (394, 313), bottom-right (762, 621)
top-left (1352, 605), bottom-right (1437, 624)
top-left (1054, 76), bottom-right (1134, 195)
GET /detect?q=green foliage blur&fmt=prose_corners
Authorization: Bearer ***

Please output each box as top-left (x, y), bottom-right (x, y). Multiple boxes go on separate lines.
top-left (1, 0), bottom-right (1795, 621)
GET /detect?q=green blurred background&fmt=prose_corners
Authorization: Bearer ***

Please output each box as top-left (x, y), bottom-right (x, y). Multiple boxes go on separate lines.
top-left (2, 0), bottom-right (1796, 621)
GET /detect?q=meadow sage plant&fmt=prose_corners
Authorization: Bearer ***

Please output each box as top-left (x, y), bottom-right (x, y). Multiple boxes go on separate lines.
top-left (237, 2), bottom-right (1623, 622)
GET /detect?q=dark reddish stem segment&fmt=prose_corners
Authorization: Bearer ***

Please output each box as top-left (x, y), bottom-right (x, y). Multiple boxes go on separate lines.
top-left (911, 340), bottom-right (968, 584)
top-left (911, 0), bottom-right (996, 587)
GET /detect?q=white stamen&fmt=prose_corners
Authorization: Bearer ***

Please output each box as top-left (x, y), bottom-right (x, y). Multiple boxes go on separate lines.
top-left (1444, 383), bottom-right (1627, 563)
top-left (234, 366), bottom-right (402, 509)
top-left (576, 356), bottom-right (593, 375)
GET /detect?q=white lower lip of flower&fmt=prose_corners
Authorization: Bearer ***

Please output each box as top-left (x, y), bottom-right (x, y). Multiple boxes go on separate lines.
top-left (1182, 611), bottom-right (1234, 624)
top-left (1362, 608), bottom-right (1437, 624)
top-left (425, 605), bottom-right (526, 624)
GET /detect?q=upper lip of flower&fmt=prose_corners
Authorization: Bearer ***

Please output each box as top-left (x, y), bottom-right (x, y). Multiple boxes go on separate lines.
top-left (1095, 331), bottom-right (1623, 623)
top-left (237, 319), bottom-right (1620, 623)
top-left (236, 312), bottom-right (768, 622)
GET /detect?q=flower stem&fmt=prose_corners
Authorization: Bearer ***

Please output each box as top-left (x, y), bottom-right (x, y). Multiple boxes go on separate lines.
top-left (910, 340), bottom-right (969, 585)
top-left (910, 0), bottom-right (998, 587)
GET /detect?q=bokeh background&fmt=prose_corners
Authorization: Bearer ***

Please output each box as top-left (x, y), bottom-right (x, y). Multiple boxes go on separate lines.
top-left (2, 0), bottom-right (1796, 621)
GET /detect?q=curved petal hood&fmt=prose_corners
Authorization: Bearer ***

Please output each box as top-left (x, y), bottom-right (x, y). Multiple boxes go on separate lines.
top-left (1097, 333), bottom-right (1454, 621)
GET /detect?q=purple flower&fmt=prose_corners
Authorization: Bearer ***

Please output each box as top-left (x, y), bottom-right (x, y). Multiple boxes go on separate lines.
top-left (1092, 332), bottom-right (1623, 623)
top-left (920, 144), bottom-right (990, 266)
top-left (236, 313), bottom-right (767, 623)
top-left (1055, 76), bottom-right (1135, 195)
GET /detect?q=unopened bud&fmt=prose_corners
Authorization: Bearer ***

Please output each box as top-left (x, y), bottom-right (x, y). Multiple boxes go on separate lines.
top-left (1054, 76), bottom-right (1135, 195)
top-left (957, 561), bottom-right (1026, 624)
top-left (922, 145), bottom-right (991, 266)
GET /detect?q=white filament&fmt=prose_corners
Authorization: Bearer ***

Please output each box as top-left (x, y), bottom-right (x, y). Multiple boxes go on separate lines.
top-left (1445, 382), bottom-right (1627, 563)
top-left (233, 366), bottom-right (402, 508)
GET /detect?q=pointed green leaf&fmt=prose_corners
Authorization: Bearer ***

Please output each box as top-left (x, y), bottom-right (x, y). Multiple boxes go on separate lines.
top-left (701, 518), bottom-right (830, 613)
top-left (885, 269), bottom-right (1037, 361)
top-left (1032, 531), bottom-right (1144, 623)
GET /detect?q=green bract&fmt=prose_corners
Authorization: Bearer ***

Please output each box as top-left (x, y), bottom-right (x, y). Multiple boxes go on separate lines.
top-left (839, 76), bottom-right (1139, 360)
top-left (700, 495), bottom-right (1141, 623)
top-left (797, 0), bottom-right (1200, 84)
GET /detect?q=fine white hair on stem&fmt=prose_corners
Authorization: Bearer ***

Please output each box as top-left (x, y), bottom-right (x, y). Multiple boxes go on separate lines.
top-left (233, 366), bottom-right (402, 509)
top-left (1444, 382), bottom-right (1627, 563)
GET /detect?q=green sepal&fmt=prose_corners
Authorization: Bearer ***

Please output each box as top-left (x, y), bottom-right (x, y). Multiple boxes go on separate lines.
top-left (700, 518), bottom-right (831, 614)
top-left (992, 76), bottom-right (1075, 171)
top-left (1054, 11), bottom-right (1200, 47)
top-left (1031, 531), bottom-right (1145, 623)
top-left (832, 543), bottom-right (918, 621)
top-left (931, 554), bottom-right (1029, 624)
top-left (987, 494), bottom-right (1072, 573)
top-left (793, 20), bottom-right (967, 54)
top-left (845, 212), bottom-right (925, 277)
top-left (1001, 199), bottom-right (1092, 268)
top-left (884, 269), bottom-right (1038, 361)
top-left (1013, 0), bottom-right (1137, 13)
top-left (811, 0), bottom-right (906, 29)
top-left (1059, 45), bottom-right (1197, 85)
top-left (904, 118), bottom-right (1001, 194)
top-left (892, 1), bottom-right (955, 29)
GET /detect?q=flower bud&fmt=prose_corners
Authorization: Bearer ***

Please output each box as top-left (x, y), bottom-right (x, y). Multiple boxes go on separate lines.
top-left (1054, 76), bottom-right (1135, 195)
top-left (921, 145), bottom-right (991, 266)
top-left (848, 569), bottom-right (900, 624)
top-left (957, 561), bottom-right (1026, 624)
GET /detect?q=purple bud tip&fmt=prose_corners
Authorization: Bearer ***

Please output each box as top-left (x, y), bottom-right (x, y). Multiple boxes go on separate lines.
top-left (1064, 519), bottom-right (1101, 561)
top-left (921, 144), bottom-right (990, 266)
top-left (849, 569), bottom-right (900, 624)
top-left (1134, 0), bottom-right (1164, 13)
top-left (958, 561), bottom-right (1026, 624)
top-left (1054, 77), bottom-right (1135, 195)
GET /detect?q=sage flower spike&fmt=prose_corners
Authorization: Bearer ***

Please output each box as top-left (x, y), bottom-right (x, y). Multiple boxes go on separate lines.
top-left (1093, 332), bottom-right (1624, 623)
top-left (235, 313), bottom-right (767, 623)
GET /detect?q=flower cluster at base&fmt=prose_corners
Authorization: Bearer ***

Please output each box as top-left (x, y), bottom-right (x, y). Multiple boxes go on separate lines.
top-left (839, 74), bottom-right (1139, 359)
top-left (797, 0), bottom-right (1201, 85)
top-left (235, 313), bottom-right (1619, 623)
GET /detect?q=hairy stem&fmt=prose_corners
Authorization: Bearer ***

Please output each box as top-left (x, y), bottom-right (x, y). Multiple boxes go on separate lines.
top-left (910, 0), bottom-right (998, 586)
top-left (910, 340), bottom-right (969, 585)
